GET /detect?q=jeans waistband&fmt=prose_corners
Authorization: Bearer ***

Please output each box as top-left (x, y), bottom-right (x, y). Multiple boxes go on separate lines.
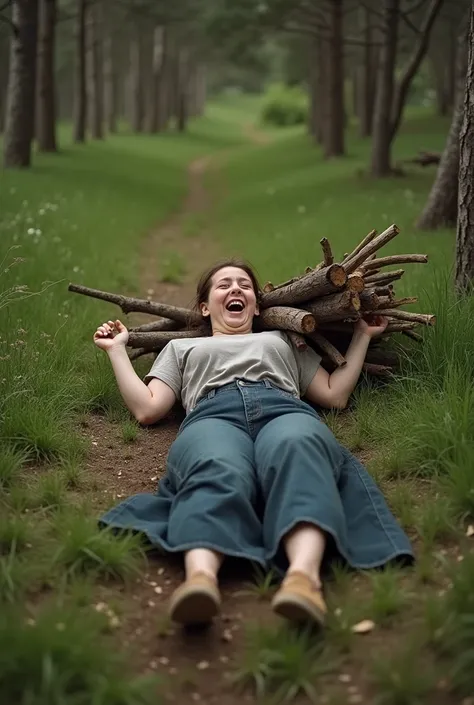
top-left (198, 379), bottom-right (274, 405)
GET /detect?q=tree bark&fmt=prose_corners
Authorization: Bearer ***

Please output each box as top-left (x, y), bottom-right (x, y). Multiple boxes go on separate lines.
top-left (324, 0), bottom-right (345, 157)
top-left (259, 307), bottom-right (316, 334)
top-left (260, 264), bottom-right (347, 307)
top-left (37, 0), bottom-right (57, 152)
top-left (370, 0), bottom-right (399, 177)
top-left (416, 21), bottom-right (468, 230)
top-left (147, 24), bottom-right (166, 133)
top-left (3, 0), bottom-right (39, 168)
top-left (130, 26), bottom-right (143, 132)
top-left (103, 22), bottom-right (117, 133)
top-left (73, 0), bottom-right (87, 143)
top-left (455, 5), bottom-right (474, 293)
top-left (0, 31), bottom-right (10, 132)
top-left (176, 45), bottom-right (188, 133)
top-left (88, 0), bottom-right (103, 139)
top-left (358, 4), bottom-right (376, 138)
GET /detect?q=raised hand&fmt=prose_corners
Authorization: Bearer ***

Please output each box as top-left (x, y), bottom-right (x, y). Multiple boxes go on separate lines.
top-left (355, 314), bottom-right (389, 339)
top-left (93, 319), bottom-right (129, 351)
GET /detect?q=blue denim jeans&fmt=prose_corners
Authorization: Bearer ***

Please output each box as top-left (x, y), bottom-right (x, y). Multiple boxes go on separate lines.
top-left (100, 380), bottom-right (414, 574)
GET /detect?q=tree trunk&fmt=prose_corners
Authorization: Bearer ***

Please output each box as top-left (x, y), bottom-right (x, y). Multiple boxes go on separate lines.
top-left (308, 35), bottom-right (321, 143)
top-left (417, 23), bottom-right (468, 230)
top-left (37, 0), bottom-right (57, 152)
top-left (358, 4), bottom-right (375, 137)
top-left (147, 24), bottom-right (165, 133)
top-left (3, 0), bottom-right (39, 168)
top-left (370, 0), bottom-right (399, 177)
top-left (103, 24), bottom-right (117, 133)
top-left (324, 0), bottom-right (345, 157)
top-left (0, 34), bottom-right (9, 132)
top-left (130, 27), bottom-right (143, 132)
top-left (88, 0), bottom-right (103, 138)
top-left (176, 46), bottom-right (188, 133)
top-left (455, 6), bottom-right (474, 293)
top-left (73, 0), bottom-right (87, 143)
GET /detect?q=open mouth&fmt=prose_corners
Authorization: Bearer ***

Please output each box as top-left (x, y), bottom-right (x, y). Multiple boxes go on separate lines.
top-left (225, 299), bottom-right (245, 313)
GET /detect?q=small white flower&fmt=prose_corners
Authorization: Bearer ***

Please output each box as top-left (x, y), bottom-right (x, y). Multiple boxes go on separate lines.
top-left (297, 205), bottom-right (306, 214)
top-left (35, 229), bottom-right (41, 235)
top-left (72, 266), bottom-right (80, 273)
top-left (27, 228), bottom-right (35, 235)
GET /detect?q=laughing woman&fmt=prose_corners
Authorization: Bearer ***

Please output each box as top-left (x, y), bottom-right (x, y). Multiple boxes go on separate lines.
top-left (94, 259), bottom-right (413, 628)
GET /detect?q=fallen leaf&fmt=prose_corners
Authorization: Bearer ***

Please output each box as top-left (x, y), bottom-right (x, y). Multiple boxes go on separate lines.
top-left (351, 619), bottom-right (375, 634)
top-left (466, 525), bottom-right (474, 537)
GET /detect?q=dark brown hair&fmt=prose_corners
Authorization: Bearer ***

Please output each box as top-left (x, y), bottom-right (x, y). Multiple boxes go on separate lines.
top-left (189, 258), bottom-right (262, 331)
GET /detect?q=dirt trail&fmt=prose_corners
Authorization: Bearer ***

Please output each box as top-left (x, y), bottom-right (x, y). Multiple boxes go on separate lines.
top-left (85, 138), bottom-right (282, 705)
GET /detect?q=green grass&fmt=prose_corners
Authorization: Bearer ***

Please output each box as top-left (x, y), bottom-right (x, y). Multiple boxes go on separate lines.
top-left (159, 249), bottom-right (187, 284)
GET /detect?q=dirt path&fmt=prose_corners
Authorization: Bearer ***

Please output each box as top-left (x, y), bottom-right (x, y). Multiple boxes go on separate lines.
top-left (85, 146), bottom-right (281, 705)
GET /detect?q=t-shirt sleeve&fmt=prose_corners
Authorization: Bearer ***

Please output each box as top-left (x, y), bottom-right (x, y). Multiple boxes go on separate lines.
top-left (143, 341), bottom-right (182, 401)
top-left (287, 334), bottom-right (322, 395)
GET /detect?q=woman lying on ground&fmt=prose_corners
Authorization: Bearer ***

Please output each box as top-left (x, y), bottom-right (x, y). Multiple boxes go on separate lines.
top-left (94, 259), bottom-right (413, 628)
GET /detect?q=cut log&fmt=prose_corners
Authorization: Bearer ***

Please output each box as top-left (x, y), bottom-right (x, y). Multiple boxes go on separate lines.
top-left (68, 283), bottom-right (201, 326)
top-left (372, 285), bottom-right (394, 297)
top-left (363, 254), bottom-right (428, 270)
top-left (287, 331), bottom-right (308, 350)
top-left (376, 296), bottom-right (418, 309)
top-left (260, 263), bottom-right (347, 307)
top-left (130, 319), bottom-right (183, 333)
top-left (304, 290), bottom-right (360, 323)
top-left (128, 329), bottom-right (207, 351)
top-left (342, 229), bottom-right (377, 266)
top-left (376, 309), bottom-right (436, 326)
top-left (360, 290), bottom-right (380, 310)
top-left (343, 224), bottom-right (400, 273)
top-left (364, 269), bottom-right (405, 286)
top-left (259, 306), bottom-right (316, 334)
top-left (263, 281), bottom-right (274, 292)
top-left (308, 331), bottom-right (347, 367)
top-left (346, 272), bottom-right (365, 293)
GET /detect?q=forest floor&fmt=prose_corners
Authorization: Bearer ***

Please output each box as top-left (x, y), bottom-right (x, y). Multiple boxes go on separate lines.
top-left (1, 100), bottom-right (474, 705)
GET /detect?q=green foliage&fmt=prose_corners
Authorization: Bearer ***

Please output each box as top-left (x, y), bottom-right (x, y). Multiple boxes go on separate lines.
top-left (370, 643), bottom-right (435, 705)
top-left (0, 445), bottom-right (29, 489)
top-left (261, 84), bottom-right (308, 127)
top-left (0, 605), bottom-right (160, 705)
top-left (121, 419), bottom-right (140, 444)
top-left (233, 623), bottom-right (334, 701)
top-left (368, 566), bottom-right (407, 625)
top-left (51, 513), bottom-right (146, 581)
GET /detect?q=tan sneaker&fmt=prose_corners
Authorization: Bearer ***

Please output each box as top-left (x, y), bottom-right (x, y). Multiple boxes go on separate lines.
top-left (271, 571), bottom-right (327, 627)
top-left (169, 571), bottom-right (221, 626)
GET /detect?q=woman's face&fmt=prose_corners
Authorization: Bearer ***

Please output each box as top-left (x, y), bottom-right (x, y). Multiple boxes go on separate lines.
top-left (200, 266), bottom-right (259, 335)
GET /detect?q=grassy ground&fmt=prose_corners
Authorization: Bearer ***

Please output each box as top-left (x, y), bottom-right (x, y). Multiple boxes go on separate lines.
top-left (1, 98), bottom-right (474, 704)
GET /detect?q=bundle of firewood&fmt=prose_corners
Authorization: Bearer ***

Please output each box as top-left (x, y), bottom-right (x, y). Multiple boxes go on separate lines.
top-left (68, 223), bottom-right (435, 378)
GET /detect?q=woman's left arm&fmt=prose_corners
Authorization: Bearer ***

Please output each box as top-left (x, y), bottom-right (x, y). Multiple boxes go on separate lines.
top-left (305, 315), bottom-right (388, 410)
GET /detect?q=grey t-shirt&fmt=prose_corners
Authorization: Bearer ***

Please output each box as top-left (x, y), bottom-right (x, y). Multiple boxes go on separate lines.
top-left (144, 330), bottom-right (321, 414)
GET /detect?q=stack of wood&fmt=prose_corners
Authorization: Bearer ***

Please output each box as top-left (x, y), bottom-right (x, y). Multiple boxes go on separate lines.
top-left (68, 223), bottom-right (435, 378)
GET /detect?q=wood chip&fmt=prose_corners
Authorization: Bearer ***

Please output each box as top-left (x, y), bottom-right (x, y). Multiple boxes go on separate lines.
top-left (221, 629), bottom-right (233, 643)
top-left (158, 567), bottom-right (165, 575)
top-left (196, 660), bottom-right (210, 670)
top-left (466, 524), bottom-right (474, 537)
top-left (351, 619), bottom-right (375, 634)
top-left (154, 586), bottom-right (163, 594)
top-left (158, 656), bottom-right (170, 665)
top-left (338, 673), bottom-right (352, 683)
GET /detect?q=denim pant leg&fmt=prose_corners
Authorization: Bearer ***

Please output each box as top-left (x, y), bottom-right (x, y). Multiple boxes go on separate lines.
top-left (166, 417), bottom-right (266, 566)
top-left (254, 411), bottom-right (348, 574)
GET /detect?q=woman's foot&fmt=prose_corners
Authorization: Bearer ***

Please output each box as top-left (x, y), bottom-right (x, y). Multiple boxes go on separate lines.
top-left (168, 571), bottom-right (221, 626)
top-left (271, 571), bottom-right (326, 627)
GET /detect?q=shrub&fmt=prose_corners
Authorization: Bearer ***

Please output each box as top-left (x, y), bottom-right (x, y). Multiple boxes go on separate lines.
top-left (261, 84), bottom-right (308, 127)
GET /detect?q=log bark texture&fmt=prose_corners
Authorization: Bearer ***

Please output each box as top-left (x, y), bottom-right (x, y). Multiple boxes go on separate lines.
top-left (260, 264), bottom-right (346, 307)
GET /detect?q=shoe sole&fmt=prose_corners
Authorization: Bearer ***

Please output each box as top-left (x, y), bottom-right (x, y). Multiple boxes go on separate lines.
top-left (272, 592), bottom-right (326, 627)
top-left (169, 587), bottom-right (220, 626)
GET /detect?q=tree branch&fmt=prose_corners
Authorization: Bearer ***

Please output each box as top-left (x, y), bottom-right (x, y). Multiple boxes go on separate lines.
top-left (399, 10), bottom-right (422, 34)
top-left (390, 0), bottom-right (445, 141)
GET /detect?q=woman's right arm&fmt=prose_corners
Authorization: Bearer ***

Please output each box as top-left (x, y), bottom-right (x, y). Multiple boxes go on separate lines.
top-left (94, 319), bottom-right (176, 425)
